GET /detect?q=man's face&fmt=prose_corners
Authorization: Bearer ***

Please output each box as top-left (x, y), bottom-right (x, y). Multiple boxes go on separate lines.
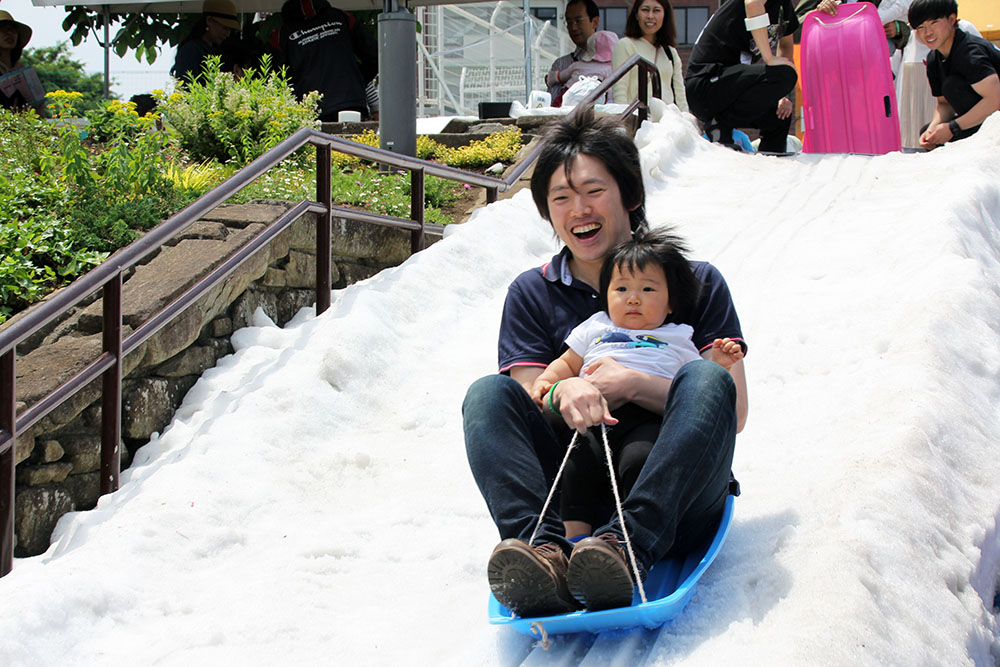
top-left (912, 14), bottom-right (957, 51)
top-left (565, 2), bottom-right (599, 49)
top-left (546, 153), bottom-right (634, 268)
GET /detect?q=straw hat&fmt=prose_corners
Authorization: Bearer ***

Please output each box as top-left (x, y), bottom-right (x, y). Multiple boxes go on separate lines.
top-left (0, 11), bottom-right (32, 52)
top-left (202, 0), bottom-right (242, 31)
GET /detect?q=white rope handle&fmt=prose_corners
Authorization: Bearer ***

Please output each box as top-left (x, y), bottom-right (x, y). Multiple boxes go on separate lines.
top-left (598, 422), bottom-right (648, 604)
top-left (528, 431), bottom-right (579, 546)
top-left (528, 425), bottom-right (648, 605)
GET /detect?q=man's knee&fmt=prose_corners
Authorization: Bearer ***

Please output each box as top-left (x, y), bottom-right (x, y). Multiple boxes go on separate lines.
top-left (767, 63), bottom-right (798, 94)
top-left (671, 360), bottom-right (736, 406)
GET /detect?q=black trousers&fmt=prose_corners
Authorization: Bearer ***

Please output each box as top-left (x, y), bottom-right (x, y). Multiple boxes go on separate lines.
top-left (686, 62), bottom-right (798, 153)
top-left (560, 403), bottom-right (662, 529)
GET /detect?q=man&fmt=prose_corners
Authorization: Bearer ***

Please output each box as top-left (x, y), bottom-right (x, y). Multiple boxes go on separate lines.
top-left (908, 0), bottom-right (1000, 148)
top-left (463, 106), bottom-right (748, 617)
top-left (273, 0), bottom-right (379, 121)
top-left (684, 0), bottom-right (800, 152)
top-left (546, 0), bottom-right (601, 103)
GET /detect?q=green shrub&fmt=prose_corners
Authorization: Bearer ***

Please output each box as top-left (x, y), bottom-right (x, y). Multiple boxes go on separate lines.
top-left (443, 126), bottom-right (522, 168)
top-left (155, 55), bottom-right (320, 166)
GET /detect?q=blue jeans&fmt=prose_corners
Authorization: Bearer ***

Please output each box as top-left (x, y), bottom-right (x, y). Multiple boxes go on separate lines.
top-left (463, 360), bottom-right (737, 572)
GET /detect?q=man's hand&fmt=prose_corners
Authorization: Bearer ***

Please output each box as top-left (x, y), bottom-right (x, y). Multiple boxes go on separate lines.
top-left (920, 122), bottom-right (951, 149)
top-left (884, 21), bottom-right (898, 38)
top-left (579, 356), bottom-right (636, 410)
top-left (552, 376), bottom-right (618, 433)
top-left (776, 96), bottom-right (792, 119)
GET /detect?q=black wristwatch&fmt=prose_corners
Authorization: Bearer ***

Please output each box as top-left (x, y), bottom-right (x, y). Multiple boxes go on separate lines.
top-left (948, 119), bottom-right (961, 137)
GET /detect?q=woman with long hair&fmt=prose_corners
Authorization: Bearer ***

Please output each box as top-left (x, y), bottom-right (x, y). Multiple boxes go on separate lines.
top-left (610, 0), bottom-right (688, 110)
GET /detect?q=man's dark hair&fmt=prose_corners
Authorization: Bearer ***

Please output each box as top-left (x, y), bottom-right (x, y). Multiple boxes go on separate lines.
top-left (529, 105), bottom-right (647, 234)
top-left (625, 0), bottom-right (678, 49)
top-left (598, 227), bottom-right (701, 325)
top-left (908, 0), bottom-right (958, 29)
top-left (566, 0), bottom-right (600, 22)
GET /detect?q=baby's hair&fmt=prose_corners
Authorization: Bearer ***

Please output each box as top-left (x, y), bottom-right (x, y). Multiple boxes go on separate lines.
top-left (598, 227), bottom-right (702, 325)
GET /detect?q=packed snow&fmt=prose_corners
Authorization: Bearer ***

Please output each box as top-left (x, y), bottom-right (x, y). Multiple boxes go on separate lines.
top-left (2, 107), bottom-right (1000, 665)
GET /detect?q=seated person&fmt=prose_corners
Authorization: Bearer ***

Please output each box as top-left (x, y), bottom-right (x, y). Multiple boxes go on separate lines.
top-left (908, 0), bottom-right (1000, 148)
top-left (172, 0), bottom-right (244, 84)
top-left (554, 31), bottom-right (619, 106)
top-left (610, 0), bottom-right (688, 111)
top-left (546, 0), bottom-right (600, 104)
top-left (684, 0), bottom-right (800, 152)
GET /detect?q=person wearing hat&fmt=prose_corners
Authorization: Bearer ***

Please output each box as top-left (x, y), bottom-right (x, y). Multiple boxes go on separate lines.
top-left (171, 0), bottom-right (244, 84)
top-left (0, 11), bottom-right (31, 75)
top-left (0, 11), bottom-right (37, 111)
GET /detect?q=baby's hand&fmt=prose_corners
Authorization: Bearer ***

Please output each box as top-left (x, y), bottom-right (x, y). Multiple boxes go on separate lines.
top-left (531, 379), bottom-right (553, 407)
top-left (709, 338), bottom-right (744, 370)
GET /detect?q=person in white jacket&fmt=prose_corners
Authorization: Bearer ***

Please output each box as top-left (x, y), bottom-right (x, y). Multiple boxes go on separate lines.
top-left (610, 0), bottom-right (689, 111)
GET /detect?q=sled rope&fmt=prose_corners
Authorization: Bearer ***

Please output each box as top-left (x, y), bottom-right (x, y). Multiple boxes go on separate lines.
top-left (528, 431), bottom-right (579, 547)
top-left (598, 422), bottom-right (648, 604)
top-left (529, 621), bottom-right (551, 650)
top-left (528, 425), bottom-right (647, 604)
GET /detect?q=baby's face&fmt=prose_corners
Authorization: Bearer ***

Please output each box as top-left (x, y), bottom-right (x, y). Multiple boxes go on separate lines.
top-left (607, 263), bottom-right (671, 330)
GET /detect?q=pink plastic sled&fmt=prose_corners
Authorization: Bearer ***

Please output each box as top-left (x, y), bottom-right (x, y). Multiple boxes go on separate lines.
top-left (800, 2), bottom-right (901, 154)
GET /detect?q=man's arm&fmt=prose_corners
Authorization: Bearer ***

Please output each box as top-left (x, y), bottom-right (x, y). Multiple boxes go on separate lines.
top-left (921, 96), bottom-right (956, 148)
top-left (956, 74), bottom-right (1000, 131)
top-left (704, 351), bottom-right (748, 432)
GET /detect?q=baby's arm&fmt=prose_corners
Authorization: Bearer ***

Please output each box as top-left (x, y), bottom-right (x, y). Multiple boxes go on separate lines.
top-left (530, 349), bottom-right (585, 407)
top-left (707, 338), bottom-right (745, 370)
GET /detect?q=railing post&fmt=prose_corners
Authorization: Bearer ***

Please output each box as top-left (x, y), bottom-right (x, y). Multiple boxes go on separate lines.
top-left (486, 187), bottom-right (499, 204)
top-left (316, 143), bottom-right (333, 315)
top-left (0, 349), bottom-right (14, 576)
top-left (638, 66), bottom-right (649, 126)
top-left (410, 167), bottom-right (425, 253)
top-left (101, 273), bottom-right (122, 495)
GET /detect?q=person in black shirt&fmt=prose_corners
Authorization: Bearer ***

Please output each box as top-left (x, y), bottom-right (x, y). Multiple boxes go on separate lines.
top-left (908, 0), bottom-right (1000, 148)
top-left (272, 0), bottom-right (378, 122)
top-left (684, 0), bottom-right (799, 152)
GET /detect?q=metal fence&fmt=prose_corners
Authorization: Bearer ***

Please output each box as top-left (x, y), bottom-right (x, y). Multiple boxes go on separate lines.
top-left (0, 55), bottom-right (659, 576)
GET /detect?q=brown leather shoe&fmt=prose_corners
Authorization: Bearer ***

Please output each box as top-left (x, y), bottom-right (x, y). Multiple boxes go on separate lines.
top-left (567, 533), bottom-right (637, 610)
top-left (488, 539), bottom-right (582, 617)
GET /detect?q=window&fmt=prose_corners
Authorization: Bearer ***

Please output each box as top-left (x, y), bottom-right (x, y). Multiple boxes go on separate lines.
top-left (674, 6), bottom-right (710, 45)
top-left (531, 7), bottom-right (558, 24)
top-left (600, 7), bottom-right (628, 36)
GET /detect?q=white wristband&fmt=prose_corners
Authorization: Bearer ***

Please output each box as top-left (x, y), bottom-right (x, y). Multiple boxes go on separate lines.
top-left (744, 13), bottom-right (771, 31)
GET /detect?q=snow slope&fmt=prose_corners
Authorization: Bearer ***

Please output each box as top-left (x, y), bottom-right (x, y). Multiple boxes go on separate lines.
top-left (2, 108), bottom-right (999, 666)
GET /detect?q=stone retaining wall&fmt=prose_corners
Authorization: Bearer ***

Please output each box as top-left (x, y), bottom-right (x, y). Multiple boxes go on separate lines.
top-left (8, 201), bottom-right (428, 556)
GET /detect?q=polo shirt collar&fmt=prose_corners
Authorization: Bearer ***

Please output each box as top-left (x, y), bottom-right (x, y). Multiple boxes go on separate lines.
top-left (545, 247), bottom-right (598, 294)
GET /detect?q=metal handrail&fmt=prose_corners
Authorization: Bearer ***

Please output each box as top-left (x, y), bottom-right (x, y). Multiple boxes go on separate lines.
top-left (0, 53), bottom-right (661, 576)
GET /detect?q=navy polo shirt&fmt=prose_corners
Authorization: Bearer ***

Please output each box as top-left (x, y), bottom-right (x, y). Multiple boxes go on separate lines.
top-left (498, 247), bottom-right (746, 373)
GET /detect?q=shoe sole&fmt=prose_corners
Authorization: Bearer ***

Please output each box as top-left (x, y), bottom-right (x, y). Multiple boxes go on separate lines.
top-left (567, 543), bottom-right (635, 611)
top-left (487, 541), bottom-right (579, 617)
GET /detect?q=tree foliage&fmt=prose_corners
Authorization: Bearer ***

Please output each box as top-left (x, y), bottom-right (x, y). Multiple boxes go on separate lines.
top-left (20, 42), bottom-right (111, 114)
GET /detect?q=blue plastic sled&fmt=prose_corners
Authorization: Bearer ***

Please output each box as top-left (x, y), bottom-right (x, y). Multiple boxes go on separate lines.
top-left (488, 494), bottom-right (735, 637)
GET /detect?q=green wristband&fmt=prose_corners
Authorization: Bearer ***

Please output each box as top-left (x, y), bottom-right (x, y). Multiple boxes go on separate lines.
top-left (546, 380), bottom-right (563, 416)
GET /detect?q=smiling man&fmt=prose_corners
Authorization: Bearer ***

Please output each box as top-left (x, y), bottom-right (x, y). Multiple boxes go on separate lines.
top-left (462, 107), bottom-right (749, 617)
top-left (908, 0), bottom-right (1000, 148)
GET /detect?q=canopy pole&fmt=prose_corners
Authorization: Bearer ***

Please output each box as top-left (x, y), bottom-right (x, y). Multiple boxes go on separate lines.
top-left (523, 0), bottom-right (532, 102)
top-left (103, 4), bottom-right (110, 99)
